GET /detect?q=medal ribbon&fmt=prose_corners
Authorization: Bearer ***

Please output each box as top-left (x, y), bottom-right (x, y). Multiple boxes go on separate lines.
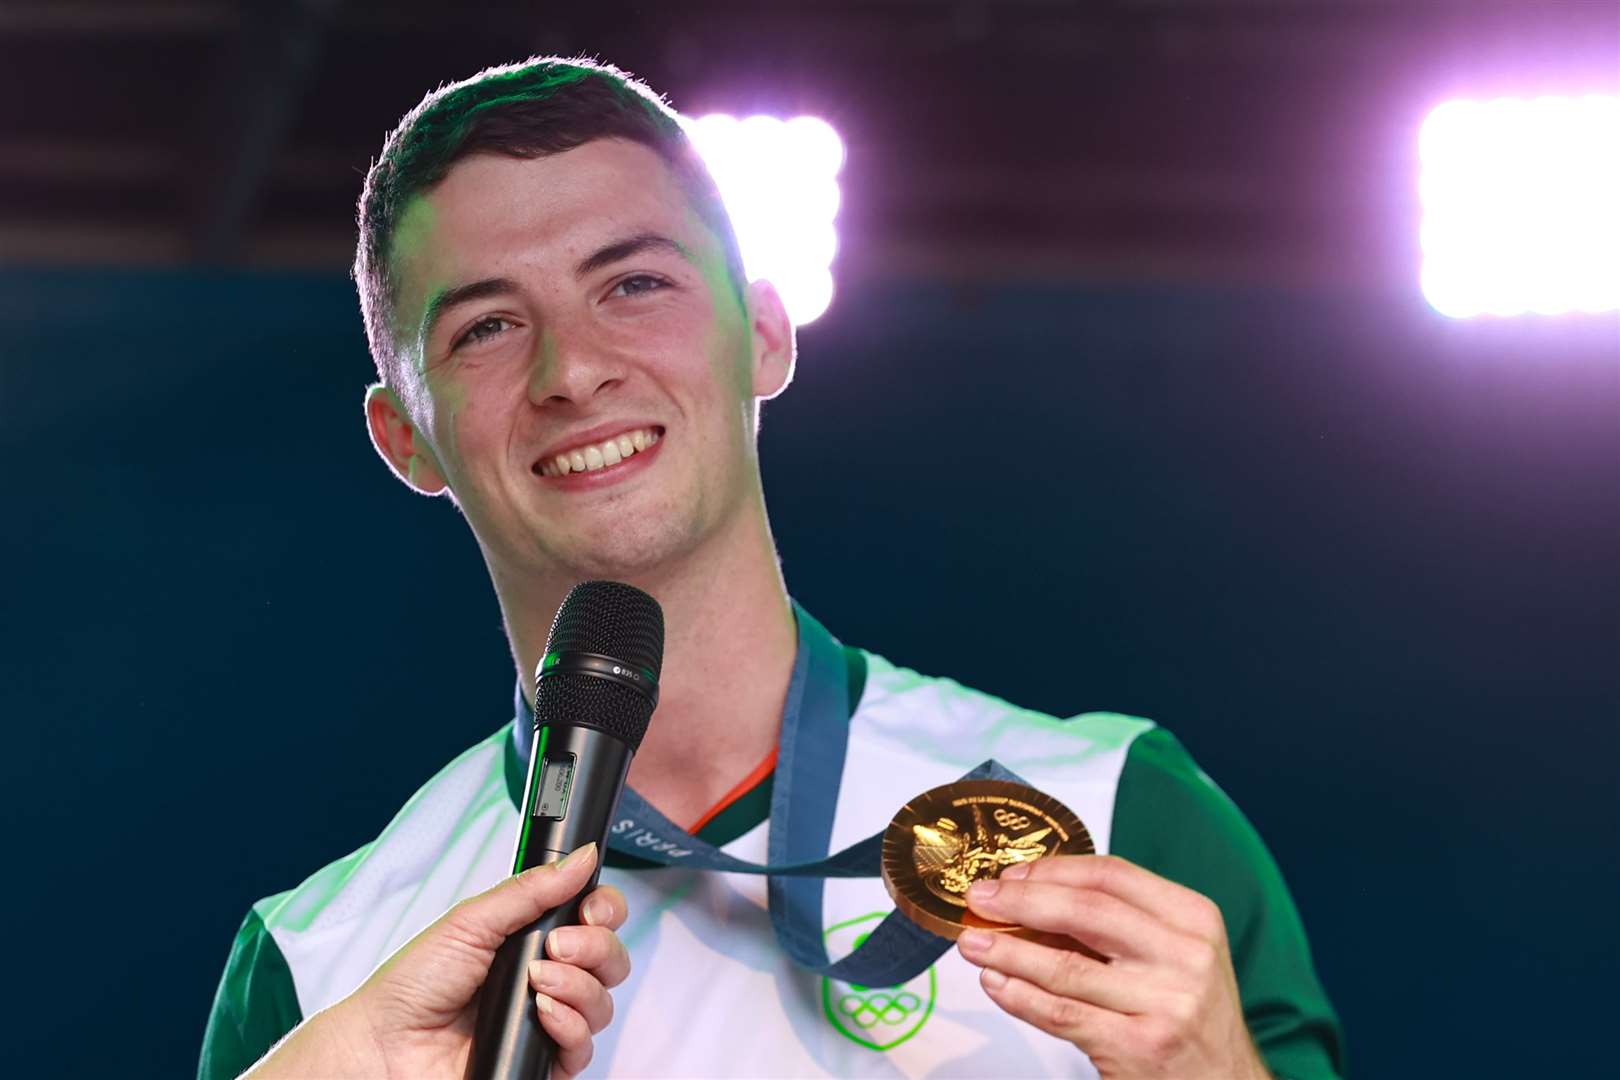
top-left (516, 603), bottom-right (1027, 986)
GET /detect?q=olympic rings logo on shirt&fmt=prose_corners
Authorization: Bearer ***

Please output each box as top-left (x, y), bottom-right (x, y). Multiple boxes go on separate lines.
top-left (837, 990), bottom-right (924, 1028)
top-left (822, 912), bottom-right (938, 1051)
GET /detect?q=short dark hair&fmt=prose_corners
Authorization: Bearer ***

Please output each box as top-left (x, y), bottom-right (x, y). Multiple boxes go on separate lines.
top-left (353, 56), bottom-right (747, 386)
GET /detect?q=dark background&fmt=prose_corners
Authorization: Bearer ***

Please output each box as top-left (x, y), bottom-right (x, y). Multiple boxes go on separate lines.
top-left (4, 2), bottom-right (1617, 1077)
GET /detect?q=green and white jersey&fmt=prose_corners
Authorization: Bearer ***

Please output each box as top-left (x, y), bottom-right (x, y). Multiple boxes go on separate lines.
top-left (199, 641), bottom-right (1343, 1079)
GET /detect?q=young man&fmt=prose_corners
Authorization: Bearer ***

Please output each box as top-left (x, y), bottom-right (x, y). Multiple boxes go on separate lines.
top-left (200, 57), bottom-right (1343, 1079)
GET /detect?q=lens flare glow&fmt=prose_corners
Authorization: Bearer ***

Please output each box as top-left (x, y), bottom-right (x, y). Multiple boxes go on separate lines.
top-left (1419, 95), bottom-right (1620, 318)
top-left (684, 113), bottom-right (844, 325)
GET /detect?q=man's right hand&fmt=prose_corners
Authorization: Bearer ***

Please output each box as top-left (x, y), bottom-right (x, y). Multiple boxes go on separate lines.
top-left (244, 842), bottom-right (630, 1080)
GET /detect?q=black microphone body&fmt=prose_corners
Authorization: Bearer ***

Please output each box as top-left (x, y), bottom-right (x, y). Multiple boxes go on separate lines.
top-left (471, 582), bottom-right (663, 1080)
top-left (471, 725), bottom-right (632, 1079)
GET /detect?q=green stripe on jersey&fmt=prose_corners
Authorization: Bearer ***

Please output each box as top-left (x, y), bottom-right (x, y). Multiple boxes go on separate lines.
top-left (196, 902), bottom-right (301, 1080)
top-left (1110, 727), bottom-right (1346, 1079)
top-left (843, 645), bottom-right (868, 719)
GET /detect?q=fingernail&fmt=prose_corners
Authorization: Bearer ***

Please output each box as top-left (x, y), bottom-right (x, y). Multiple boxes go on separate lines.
top-left (982, 968), bottom-right (1008, 990)
top-left (548, 928), bottom-right (576, 961)
top-left (958, 929), bottom-right (993, 955)
top-left (559, 841), bottom-right (597, 869)
top-left (968, 879), bottom-right (999, 900)
top-left (529, 960), bottom-right (564, 992)
top-left (582, 895), bottom-right (609, 925)
top-left (1001, 862), bottom-right (1031, 881)
top-left (536, 991), bottom-right (555, 1016)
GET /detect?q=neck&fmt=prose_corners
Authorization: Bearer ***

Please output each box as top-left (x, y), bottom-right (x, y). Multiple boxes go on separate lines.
top-left (492, 507), bottom-right (797, 828)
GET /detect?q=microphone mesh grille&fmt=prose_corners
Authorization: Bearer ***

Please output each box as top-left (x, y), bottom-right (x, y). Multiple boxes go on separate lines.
top-left (536, 581), bottom-right (664, 750)
top-left (544, 581), bottom-right (665, 679)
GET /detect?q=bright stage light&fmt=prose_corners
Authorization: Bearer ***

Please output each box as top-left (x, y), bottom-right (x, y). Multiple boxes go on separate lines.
top-left (684, 113), bottom-right (844, 325)
top-left (1420, 95), bottom-right (1620, 318)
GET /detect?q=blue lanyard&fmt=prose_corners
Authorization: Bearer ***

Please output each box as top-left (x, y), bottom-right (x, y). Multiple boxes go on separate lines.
top-left (515, 603), bottom-right (1025, 987)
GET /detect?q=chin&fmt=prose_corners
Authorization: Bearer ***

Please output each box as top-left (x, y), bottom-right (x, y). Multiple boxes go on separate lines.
top-left (549, 517), bottom-right (702, 581)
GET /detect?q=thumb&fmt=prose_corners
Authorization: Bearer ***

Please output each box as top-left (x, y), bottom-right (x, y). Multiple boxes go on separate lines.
top-left (453, 842), bottom-right (600, 944)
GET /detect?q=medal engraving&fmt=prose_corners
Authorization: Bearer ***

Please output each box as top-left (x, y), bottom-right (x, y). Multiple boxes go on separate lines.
top-left (882, 780), bottom-right (1093, 940)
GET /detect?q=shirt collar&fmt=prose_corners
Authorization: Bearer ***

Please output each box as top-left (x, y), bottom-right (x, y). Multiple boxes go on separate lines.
top-left (504, 601), bottom-right (867, 811)
top-left (509, 599), bottom-right (811, 765)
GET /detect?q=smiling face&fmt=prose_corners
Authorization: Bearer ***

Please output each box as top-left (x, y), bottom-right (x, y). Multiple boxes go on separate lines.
top-left (366, 138), bottom-right (794, 584)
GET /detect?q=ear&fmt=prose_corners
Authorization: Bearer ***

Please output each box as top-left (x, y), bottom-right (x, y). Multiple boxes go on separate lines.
top-left (745, 278), bottom-right (797, 400)
top-left (364, 383), bottom-right (449, 496)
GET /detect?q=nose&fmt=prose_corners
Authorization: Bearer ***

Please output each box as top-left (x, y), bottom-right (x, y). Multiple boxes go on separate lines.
top-left (526, 324), bottom-right (625, 408)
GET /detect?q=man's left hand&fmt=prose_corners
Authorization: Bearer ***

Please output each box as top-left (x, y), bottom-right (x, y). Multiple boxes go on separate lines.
top-left (957, 854), bottom-right (1269, 1080)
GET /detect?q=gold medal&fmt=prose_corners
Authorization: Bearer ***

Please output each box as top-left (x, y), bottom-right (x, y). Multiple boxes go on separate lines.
top-left (881, 779), bottom-right (1094, 941)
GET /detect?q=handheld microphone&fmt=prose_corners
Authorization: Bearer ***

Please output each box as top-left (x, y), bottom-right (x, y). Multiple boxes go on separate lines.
top-left (470, 580), bottom-right (664, 1080)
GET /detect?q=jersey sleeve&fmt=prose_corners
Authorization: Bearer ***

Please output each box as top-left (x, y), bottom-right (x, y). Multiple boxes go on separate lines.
top-left (1109, 727), bottom-right (1346, 1080)
top-left (197, 902), bottom-right (303, 1080)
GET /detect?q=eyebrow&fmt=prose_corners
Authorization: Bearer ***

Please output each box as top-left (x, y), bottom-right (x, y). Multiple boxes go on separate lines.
top-left (419, 276), bottom-right (520, 345)
top-left (417, 233), bottom-right (693, 346)
top-left (574, 231), bottom-right (693, 278)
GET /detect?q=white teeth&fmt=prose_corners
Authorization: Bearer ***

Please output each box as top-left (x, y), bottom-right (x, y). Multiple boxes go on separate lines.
top-left (542, 427), bottom-right (660, 479)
